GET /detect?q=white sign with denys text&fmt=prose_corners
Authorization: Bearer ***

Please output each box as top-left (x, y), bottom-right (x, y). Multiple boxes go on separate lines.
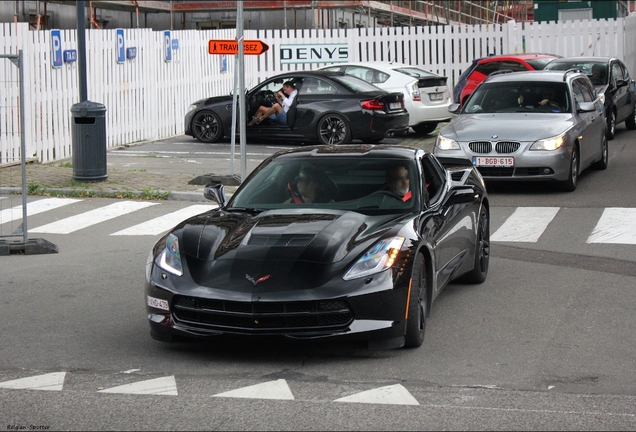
top-left (279, 44), bottom-right (349, 64)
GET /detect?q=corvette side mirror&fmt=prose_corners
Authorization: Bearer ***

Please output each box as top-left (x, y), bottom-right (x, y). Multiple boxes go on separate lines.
top-left (204, 183), bottom-right (227, 207)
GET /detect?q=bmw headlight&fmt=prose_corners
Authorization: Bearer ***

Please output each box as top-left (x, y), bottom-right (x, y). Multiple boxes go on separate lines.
top-left (530, 133), bottom-right (565, 151)
top-left (155, 233), bottom-right (183, 276)
top-left (343, 237), bottom-right (405, 280)
top-left (436, 135), bottom-right (460, 150)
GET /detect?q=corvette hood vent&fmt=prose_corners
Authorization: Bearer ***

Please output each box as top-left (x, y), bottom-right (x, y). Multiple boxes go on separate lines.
top-left (247, 233), bottom-right (316, 247)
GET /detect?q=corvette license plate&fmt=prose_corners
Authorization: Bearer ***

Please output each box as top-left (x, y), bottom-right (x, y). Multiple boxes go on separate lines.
top-left (429, 93), bottom-right (444, 101)
top-left (473, 156), bottom-right (514, 167)
top-left (389, 102), bottom-right (402, 110)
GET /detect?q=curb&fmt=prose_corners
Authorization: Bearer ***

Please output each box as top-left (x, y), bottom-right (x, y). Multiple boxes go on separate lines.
top-left (0, 187), bottom-right (209, 202)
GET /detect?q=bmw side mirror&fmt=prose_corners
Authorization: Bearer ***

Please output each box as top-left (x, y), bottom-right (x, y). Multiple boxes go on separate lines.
top-left (577, 102), bottom-right (596, 113)
top-left (204, 183), bottom-right (227, 207)
top-left (448, 103), bottom-right (461, 114)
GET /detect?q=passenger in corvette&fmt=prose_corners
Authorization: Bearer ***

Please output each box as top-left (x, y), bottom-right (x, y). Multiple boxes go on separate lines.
top-left (385, 165), bottom-right (412, 202)
top-left (248, 81), bottom-right (297, 126)
top-left (284, 164), bottom-right (335, 204)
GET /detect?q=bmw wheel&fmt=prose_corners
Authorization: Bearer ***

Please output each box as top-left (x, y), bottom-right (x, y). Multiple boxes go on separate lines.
top-left (192, 110), bottom-right (223, 143)
top-left (404, 253), bottom-right (427, 348)
top-left (458, 206), bottom-right (490, 284)
top-left (606, 109), bottom-right (616, 140)
top-left (592, 133), bottom-right (608, 170)
top-left (560, 145), bottom-right (579, 192)
top-left (317, 114), bottom-right (352, 145)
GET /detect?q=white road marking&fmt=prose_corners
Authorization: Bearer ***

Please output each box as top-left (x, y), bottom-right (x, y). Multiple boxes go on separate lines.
top-left (213, 379), bottom-right (295, 400)
top-left (111, 204), bottom-right (214, 236)
top-left (334, 384), bottom-right (419, 405)
top-left (491, 207), bottom-right (560, 242)
top-left (0, 372), bottom-right (66, 391)
top-left (98, 376), bottom-right (178, 395)
top-left (587, 208), bottom-right (636, 244)
top-left (30, 201), bottom-right (157, 234)
top-left (0, 197), bottom-right (81, 225)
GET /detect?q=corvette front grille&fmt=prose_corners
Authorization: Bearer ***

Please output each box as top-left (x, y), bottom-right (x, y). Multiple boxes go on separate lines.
top-left (172, 295), bottom-right (353, 332)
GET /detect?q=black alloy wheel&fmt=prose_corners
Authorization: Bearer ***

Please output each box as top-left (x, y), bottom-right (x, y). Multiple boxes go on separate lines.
top-left (192, 110), bottom-right (223, 143)
top-left (561, 145), bottom-right (579, 192)
top-left (607, 108), bottom-right (616, 140)
top-left (412, 122), bottom-right (438, 135)
top-left (317, 114), bottom-right (352, 145)
top-left (625, 105), bottom-right (636, 130)
top-left (404, 253), bottom-right (427, 348)
top-left (592, 133), bottom-right (608, 170)
top-left (458, 206), bottom-right (490, 284)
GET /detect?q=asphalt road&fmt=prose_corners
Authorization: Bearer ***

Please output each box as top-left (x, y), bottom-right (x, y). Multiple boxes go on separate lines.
top-left (1, 124), bottom-right (635, 431)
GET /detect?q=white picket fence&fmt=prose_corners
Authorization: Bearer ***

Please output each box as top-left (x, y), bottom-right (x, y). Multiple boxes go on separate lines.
top-left (1, 17), bottom-right (635, 164)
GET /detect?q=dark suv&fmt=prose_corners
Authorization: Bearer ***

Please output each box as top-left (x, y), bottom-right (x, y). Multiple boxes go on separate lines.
top-left (544, 56), bottom-right (636, 139)
top-left (453, 53), bottom-right (560, 106)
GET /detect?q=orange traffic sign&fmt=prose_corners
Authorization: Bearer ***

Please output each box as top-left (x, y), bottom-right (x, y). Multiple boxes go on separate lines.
top-left (208, 39), bottom-right (269, 55)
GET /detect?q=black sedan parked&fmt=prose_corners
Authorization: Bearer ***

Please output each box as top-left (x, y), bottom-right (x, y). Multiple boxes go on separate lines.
top-left (185, 71), bottom-right (410, 145)
top-left (545, 56), bottom-right (636, 139)
top-left (145, 145), bottom-right (490, 350)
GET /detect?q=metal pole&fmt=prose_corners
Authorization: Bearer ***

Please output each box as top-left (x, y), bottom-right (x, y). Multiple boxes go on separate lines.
top-left (77, 0), bottom-right (88, 102)
top-left (238, 3), bottom-right (247, 181)
top-left (229, 54), bottom-right (239, 175)
top-left (17, 50), bottom-right (28, 243)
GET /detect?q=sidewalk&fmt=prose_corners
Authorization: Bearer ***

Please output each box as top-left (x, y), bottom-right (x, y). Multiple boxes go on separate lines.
top-left (0, 132), bottom-right (438, 202)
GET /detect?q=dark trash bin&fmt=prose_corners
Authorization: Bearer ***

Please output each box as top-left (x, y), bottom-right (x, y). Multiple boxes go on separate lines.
top-left (71, 100), bottom-right (108, 181)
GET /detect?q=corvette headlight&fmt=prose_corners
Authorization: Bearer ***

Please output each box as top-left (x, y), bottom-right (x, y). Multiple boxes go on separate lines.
top-left (155, 233), bottom-right (183, 276)
top-left (343, 237), bottom-right (405, 280)
top-left (530, 134), bottom-right (565, 151)
top-left (436, 135), bottom-right (460, 150)
top-left (187, 104), bottom-right (198, 112)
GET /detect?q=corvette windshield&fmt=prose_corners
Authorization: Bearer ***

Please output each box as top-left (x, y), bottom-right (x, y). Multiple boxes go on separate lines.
top-left (229, 157), bottom-right (419, 215)
top-left (463, 82), bottom-right (570, 114)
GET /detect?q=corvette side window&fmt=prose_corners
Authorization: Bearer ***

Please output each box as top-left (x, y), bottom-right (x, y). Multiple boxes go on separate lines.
top-left (421, 156), bottom-right (445, 204)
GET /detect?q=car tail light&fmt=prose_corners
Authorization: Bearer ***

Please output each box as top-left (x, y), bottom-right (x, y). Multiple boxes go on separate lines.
top-left (409, 82), bottom-right (421, 102)
top-left (360, 98), bottom-right (385, 110)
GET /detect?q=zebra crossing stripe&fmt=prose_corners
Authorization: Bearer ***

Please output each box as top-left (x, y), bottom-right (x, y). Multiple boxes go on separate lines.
top-left (491, 207), bottom-right (560, 242)
top-left (334, 384), bottom-right (419, 405)
top-left (98, 376), bottom-right (178, 395)
top-left (0, 372), bottom-right (66, 391)
top-left (29, 201), bottom-right (157, 234)
top-left (111, 204), bottom-right (215, 236)
top-left (0, 197), bottom-right (81, 225)
top-left (587, 208), bottom-right (636, 244)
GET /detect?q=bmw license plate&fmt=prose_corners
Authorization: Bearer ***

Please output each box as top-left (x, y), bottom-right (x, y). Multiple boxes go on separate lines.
top-left (473, 156), bottom-right (514, 167)
top-left (429, 93), bottom-right (444, 101)
top-left (389, 102), bottom-right (401, 110)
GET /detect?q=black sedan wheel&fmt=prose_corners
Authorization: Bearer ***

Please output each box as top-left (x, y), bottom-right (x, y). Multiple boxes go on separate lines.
top-left (412, 122), bottom-right (438, 135)
top-left (626, 106), bottom-right (636, 130)
top-left (192, 110), bottom-right (223, 143)
top-left (458, 206), bottom-right (490, 284)
top-left (560, 145), bottom-right (579, 192)
top-left (607, 109), bottom-right (616, 140)
top-left (404, 253), bottom-right (427, 348)
top-left (317, 114), bottom-right (352, 145)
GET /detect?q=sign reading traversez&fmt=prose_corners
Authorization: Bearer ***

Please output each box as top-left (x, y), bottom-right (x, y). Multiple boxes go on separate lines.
top-left (279, 43), bottom-right (349, 64)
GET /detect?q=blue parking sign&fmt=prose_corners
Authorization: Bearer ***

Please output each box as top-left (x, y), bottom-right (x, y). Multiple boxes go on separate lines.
top-left (51, 29), bottom-right (63, 68)
top-left (116, 29), bottom-right (125, 64)
top-left (164, 30), bottom-right (172, 62)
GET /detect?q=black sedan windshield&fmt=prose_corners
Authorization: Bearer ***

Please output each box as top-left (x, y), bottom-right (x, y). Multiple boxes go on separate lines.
top-left (229, 157), bottom-right (420, 215)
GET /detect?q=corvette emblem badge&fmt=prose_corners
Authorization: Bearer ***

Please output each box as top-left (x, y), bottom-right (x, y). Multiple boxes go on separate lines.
top-left (246, 274), bottom-right (270, 286)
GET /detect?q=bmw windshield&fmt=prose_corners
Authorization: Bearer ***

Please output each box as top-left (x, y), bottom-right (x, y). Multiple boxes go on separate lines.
top-left (463, 82), bottom-right (570, 114)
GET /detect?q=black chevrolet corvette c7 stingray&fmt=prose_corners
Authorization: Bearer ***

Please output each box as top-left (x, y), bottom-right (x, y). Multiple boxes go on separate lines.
top-left (144, 145), bottom-right (490, 350)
